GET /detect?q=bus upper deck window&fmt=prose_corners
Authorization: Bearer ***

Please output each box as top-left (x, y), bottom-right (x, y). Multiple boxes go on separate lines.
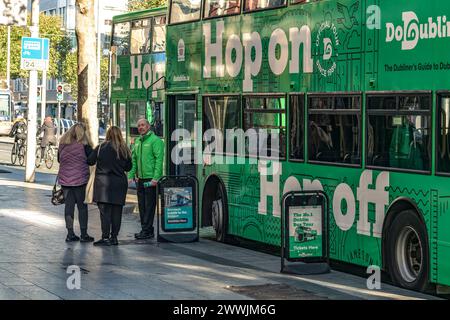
top-left (244, 0), bottom-right (286, 12)
top-left (204, 0), bottom-right (240, 18)
top-left (152, 16), bottom-right (166, 52)
top-left (131, 19), bottom-right (151, 55)
top-left (170, 0), bottom-right (201, 24)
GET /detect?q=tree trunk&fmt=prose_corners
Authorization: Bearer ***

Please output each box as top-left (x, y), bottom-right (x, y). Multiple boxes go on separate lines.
top-left (75, 0), bottom-right (98, 146)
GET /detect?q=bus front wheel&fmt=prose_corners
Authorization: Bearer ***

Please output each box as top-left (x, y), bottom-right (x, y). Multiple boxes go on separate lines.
top-left (386, 210), bottom-right (429, 292)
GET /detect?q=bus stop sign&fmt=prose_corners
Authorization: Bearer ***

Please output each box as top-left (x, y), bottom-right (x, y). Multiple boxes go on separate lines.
top-left (157, 176), bottom-right (199, 243)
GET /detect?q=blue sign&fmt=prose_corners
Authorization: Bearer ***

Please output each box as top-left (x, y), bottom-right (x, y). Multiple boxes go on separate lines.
top-left (21, 37), bottom-right (50, 70)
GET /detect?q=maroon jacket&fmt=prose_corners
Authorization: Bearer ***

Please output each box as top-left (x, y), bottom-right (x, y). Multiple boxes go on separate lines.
top-left (58, 143), bottom-right (91, 187)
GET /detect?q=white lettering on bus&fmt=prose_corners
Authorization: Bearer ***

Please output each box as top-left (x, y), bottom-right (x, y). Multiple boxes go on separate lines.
top-left (366, 5), bottom-right (381, 30)
top-left (129, 56), bottom-right (165, 97)
top-left (203, 21), bottom-right (225, 78)
top-left (202, 22), bottom-right (313, 92)
top-left (130, 55), bottom-right (143, 89)
top-left (258, 162), bottom-right (390, 238)
top-left (242, 32), bottom-right (262, 92)
top-left (385, 11), bottom-right (450, 50)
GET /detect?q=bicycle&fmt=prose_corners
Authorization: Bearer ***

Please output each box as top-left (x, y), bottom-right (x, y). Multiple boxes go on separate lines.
top-left (36, 143), bottom-right (57, 169)
top-left (11, 137), bottom-right (26, 167)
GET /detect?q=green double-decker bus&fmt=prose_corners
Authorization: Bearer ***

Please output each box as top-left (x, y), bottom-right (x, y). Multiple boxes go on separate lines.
top-left (165, 0), bottom-right (450, 293)
top-left (110, 7), bottom-right (167, 143)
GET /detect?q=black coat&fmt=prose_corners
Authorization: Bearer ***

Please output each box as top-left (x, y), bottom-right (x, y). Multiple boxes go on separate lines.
top-left (87, 142), bottom-right (132, 206)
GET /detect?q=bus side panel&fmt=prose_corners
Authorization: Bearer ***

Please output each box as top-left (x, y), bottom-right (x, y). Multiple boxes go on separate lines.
top-left (438, 194), bottom-right (450, 286)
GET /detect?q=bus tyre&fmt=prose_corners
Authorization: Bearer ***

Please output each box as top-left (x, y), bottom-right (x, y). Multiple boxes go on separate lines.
top-left (386, 210), bottom-right (429, 292)
top-left (211, 183), bottom-right (226, 242)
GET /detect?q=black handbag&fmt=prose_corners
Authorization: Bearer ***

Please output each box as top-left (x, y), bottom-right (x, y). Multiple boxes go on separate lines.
top-left (51, 176), bottom-right (65, 205)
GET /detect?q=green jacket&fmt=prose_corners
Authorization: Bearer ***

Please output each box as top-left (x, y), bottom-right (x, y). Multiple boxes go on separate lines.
top-left (128, 131), bottom-right (164, 181)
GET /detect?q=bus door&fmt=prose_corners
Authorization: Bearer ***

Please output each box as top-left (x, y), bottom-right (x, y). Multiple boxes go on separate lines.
top-left (168, 95), bottom-right (197, 177)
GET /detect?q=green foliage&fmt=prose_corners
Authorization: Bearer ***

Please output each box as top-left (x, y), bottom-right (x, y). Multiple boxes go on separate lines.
top-left (0, 14), bottom-right (73, 80)
top-left (62, 51), bottom-right (78, 99)
top-left (128, 0), bottom-right (167, 11)
top-left (100, 56), bottom-right (109, 100)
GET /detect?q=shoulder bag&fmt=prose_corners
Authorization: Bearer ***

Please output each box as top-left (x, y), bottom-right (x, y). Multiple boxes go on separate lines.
top-left (51, 176), bottom-right (65, 205)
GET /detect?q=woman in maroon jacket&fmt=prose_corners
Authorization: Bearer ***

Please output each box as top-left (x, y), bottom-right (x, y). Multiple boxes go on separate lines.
top-left (58, 123), bottom-right (94, 242)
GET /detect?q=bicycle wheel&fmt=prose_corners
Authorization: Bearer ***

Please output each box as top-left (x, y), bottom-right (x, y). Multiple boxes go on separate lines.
top-left (18, 145), bottom-right (26, 167)
top-left (45, 147), bottom-right (54, 169)
top-left (11, 144), bottom-right (17, 165)
top-left (35, 147), bottom-right (42, 168)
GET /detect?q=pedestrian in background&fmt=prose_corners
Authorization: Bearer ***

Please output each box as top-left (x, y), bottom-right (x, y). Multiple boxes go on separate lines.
top-left (58, 123), bottom-right (95, 242)
top-left (88, 126), bottom-right (132, 246)
top-left (128, 118), bottom-right (164, 239)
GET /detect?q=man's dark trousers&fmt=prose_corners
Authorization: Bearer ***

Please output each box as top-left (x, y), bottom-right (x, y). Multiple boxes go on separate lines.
top-left (137, 179), bottom-right (157, 235)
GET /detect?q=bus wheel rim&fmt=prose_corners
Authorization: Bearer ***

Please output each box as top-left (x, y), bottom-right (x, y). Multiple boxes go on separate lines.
top-left (395, 226), bottom-right (423, 283)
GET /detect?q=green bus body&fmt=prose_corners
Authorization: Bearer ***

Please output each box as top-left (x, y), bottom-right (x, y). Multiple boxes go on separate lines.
top-left (110, 7), bottom-right (167, 143)
top-left (165, 0), bottom-right (450, 289)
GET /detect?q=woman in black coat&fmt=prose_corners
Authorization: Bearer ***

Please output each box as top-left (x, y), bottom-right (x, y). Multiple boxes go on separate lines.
top-left (88, 126), bottom-right (132, 246)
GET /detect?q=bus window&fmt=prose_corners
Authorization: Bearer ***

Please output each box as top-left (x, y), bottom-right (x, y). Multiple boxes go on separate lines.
top-left (244, 0), bottom-right (286, 12)
top-left (243, 96), bottom-right (286, 159)
top-left (203, 96), bottom-right (240, 155)
top-left (170, 0), bottom-right (201, 24)
top-left (129, 101), bottom-right (146, 136)
top-left (204, 0), bottom-right (240, 18)
top-left (131, 19), bottom-right (151, 55)
top-left (289, 95), bottom-right (304, 161)
top-left (308, 95), bottom-right (361, 165)
top-left (112, 22), bottom-right (130, 55)
top-left (437, 94), bottom-right (450, 173)
top-left (367, 93), bottom-right (431, 172)
top-left (152, 16), bottom-right (166, 52)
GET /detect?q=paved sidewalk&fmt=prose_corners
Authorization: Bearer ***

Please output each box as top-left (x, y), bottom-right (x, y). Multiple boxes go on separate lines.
top-left (0, 165), bottom-right (440, 300)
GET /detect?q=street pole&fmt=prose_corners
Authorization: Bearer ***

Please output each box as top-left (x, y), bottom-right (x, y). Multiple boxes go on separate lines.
top-left (41, 70), bottom-right (47, 123)
top-left (7, 26), bottom-right (11, 118)
top-left (57, 101), bottom-right (61, 143)
top-left (6, 26), bottom-right (11, 90)
top-left (25, 0), bottom-right (40, 183)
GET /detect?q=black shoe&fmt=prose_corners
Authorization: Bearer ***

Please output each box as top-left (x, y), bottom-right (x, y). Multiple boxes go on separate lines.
top-left (80, 234), bottom-right (94, 243)
top-left (110, 236), bottom-right (119, 246)
top-left (66, 234), bottom-right (80, 242)
top-left (134, 231), bottom-right (145, 239)
top-left (135, 232), bottom-right (154, 240)
top-left (93, 238), bottom-right (111, 246)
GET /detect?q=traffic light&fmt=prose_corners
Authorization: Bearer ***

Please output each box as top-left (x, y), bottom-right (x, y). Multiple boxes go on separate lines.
top-left (37, 86), bottom-right (42, 102)
top-left (57, 84), bottom-right (63, 102)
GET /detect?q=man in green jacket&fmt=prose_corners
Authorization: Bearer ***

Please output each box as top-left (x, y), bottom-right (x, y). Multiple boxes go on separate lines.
top-left (128, 118), bottom-right (164, 239)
